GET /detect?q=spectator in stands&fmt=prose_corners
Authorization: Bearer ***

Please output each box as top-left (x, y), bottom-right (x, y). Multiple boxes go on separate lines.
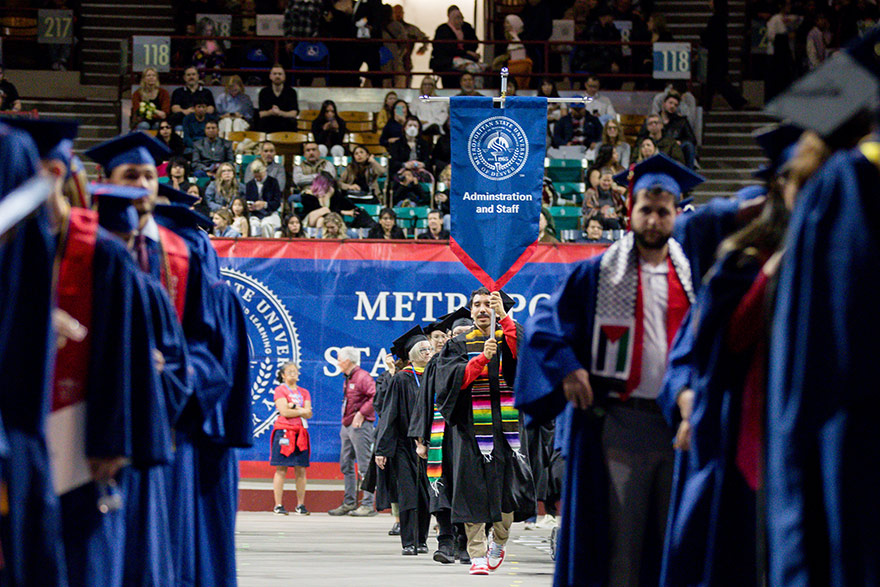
top-left (230, 196), bottom-right (253, 236)
top-left (382, 4), bottom-right (408, 88)
top-left (765, 0), bottom-right (798, 100)
top-left (598, 119), bottom-right (631, 168)
top-left (551, 102), bottom-right (602, 150)
top-left (312, 100), bottom-right (348, 157)
top-left (156, 121), bottom-right (186, 162)
top-left (656, 91), bottom-right (697, 168)
top-left (293, 141), bottom-right (337, 197)
top-left (182, 98), bottom-right (216, 148)
top-left (166, 157), bottom-right (192, 191)
top-left (368, 207), bottom-right (406, 239)
top-left (190, 183), bottom-right (212, 218)
top-left (504, 79), bottom-right (519, 96)
top-left (339, 144), bottom-right (387, 202)
top-left (577, 215), bottom-right (614, 243)
top-left (131, 68), bottom-right (171, 130)
top-left (393, 5), bottom-right (430, 87)
top-left (192, 120), bottom-right (234, 177)
top-left (206, 162), bottom-right (245, 211)
top-left (376, 91), bottom-right (399, 132)
top-left (430, 5), bottom-right (482, 89)
top-left (434, 189), bottom-right (450, 216)
top-left (417, 209), bottom-right (449, 240)
top-left (636, 136), bottom-right (657, 162)
top-left (380, 99), bottom-right (410, 149)
top-left (805, 11), bottom-right (831, 70)
top-left (573, 7), bottom-right (623, 85)
top-left (582, 168), bottom-right (625, 229)
top-left (492, 14), bottom-right (528, 72)
top-left (321, 212), bottom-right (348, 239)
top-left (639, 114), bottom-right (685, 164)
top-left (283, 0), bottom-right (323, 41)
top-left (244, 159), bottom-right (283, 237)
top-left (300, 171), bottom-right (358, 228)
top-left (192, 16), bottom-right (226, 85)
top-left (0, 65), bottom-right (21, 112)
top-left (409, 77), bottom-right (448, 136)
top-left (538, 208), bottom-right (560, 243)
top-left (258, 64), bottom-right (300, 133)
top-left (613, 0), bottom-right (650, 84)
top-left (216, 75), bottom-right (255, 136)
top-left (322, 0), bottom-right (359, 87)
top-left (212, 208), bottom-right (242, 238)
top-left (244, 141), bottom-right (287, 193)
top-left (539, 79), bottom-right (565, 121)
top-left (389, 117), bottom-right (432, 179)
top-left (519, 0), bottom-right (554, 77)
top-left (276, 213), bottom-right (308, 238)
top-left (650, 82), bottom-right (698, 133)
top-left (585, 144), bottom-right (626, 191)
top-left (170, 66), bottom-right (216, 129)
top-left (353, 0), bottom-right (384, 88)
top-left (582, 75), bottom-right (617, 119)
top-left (391, 167), bottom-right (429, 207)
top-left (456, 72), bottom-right (483, 97)
top-left (430, 121), bottom-right (451, 177)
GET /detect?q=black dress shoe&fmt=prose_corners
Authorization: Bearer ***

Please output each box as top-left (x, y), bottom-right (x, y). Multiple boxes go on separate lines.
top-left (388, 522), bottom-right (400, 536)
top-left (401, 545), bottom-right (418, 556)
top-left (433, 547), bottom-right (455, 564)
top-left (458, 548), bottom-right (471, 564)
top-left (417, 543), bottom-right (428, 554)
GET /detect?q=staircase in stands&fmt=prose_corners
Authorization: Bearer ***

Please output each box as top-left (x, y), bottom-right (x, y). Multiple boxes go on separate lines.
top-left (653, 0), bottom-right (779, 201)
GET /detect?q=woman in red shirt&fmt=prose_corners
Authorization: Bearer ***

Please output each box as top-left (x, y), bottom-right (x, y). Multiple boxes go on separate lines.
top-left (271, 362), bottom-right (313, 515)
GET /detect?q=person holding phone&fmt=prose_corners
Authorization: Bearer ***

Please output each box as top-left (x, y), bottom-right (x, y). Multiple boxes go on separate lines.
top-left (271, 362), bottom-right (313, 515)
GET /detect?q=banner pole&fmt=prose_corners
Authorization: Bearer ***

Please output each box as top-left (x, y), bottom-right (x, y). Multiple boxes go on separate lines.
top-left (419, 96), bottom-right (595, 105)
top-left (500, 67), bottom-right (508, 109)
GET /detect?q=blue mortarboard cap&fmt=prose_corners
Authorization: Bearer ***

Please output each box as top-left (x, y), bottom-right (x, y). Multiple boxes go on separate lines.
top-left (613, 153), bottom-right (704, 198)
top-left (0, 117), bottom-right (78, 165)
top-left (153, 202), bottom-right (214, 232)
top-left (90, 182), bottom-right (147, 234)
top-left (391, 325), bottom-right (427, 361)
top-left (158, 182), bottom-right (199, 206)
top-left (85, 131), bottom-right (171, 173)
top-left (752, 124), bottom-right (803, 179)
top-left (765, 51), bottom-right (879, 137)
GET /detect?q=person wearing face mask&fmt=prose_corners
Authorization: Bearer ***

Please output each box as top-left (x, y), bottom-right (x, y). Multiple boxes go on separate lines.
top-left (388, 116), bottom-right (431, 180)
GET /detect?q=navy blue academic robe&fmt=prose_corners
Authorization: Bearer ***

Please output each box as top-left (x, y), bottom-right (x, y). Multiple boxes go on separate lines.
top-left (767, 148), bottom-right (880, 587)
top-left (0, 123), bottom-right (66, 587)
top-left (514, 256), bottom-right (610, 587)
top-left (120, 270), bottom-right (190, 587)
top-left (153, 205), bottom-right (252, 587)
top-left (673, 185), bottom-right (766, 288)
top-left (656, 251), bottom-right (762, 587)
top-left (57, 224), bottom-right (142, 587)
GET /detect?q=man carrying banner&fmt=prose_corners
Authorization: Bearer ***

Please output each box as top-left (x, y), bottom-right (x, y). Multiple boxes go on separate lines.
top-left (433, 288), bottom-right (534, 575)
top-left (515, 154), bottom-right (703, 587)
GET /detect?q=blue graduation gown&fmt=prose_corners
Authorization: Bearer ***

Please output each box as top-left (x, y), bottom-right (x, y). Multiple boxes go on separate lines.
top-left (674, 185), bottom-right (767, 288)
top-left (0, 208), bottom-right (68, 587)
top-left (59, 226), bottom-right (139, 587)
top-left (656, 251), bottom-right (762, 587)
top-left (120, 271), bottom-right (187, 587)
top-left (514, 256), bottom-right (609, 587)
top-left (767, 148), bottom-right (880, 587)
top-left (153, 206), bottom-right (252, 587)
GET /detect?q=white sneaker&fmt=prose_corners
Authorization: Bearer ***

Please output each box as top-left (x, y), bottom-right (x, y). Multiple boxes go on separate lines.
top-left (536, 514), bottom-right (558, 529)
top-left (487, 541), bottom-right (505, 570)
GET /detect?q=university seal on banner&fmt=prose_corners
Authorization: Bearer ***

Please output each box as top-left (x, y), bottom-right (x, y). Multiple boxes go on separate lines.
top-left (467, 116), bottom-right (529, 181)
top-left (221, 267), bottom-right (300, 439)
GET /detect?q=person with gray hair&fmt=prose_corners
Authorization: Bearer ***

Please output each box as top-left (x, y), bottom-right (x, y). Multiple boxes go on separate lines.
top-left (329, 347), bottom-right (378, 516)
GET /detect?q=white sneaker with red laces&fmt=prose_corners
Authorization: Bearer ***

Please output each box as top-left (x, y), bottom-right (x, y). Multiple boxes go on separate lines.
top-left (469, 557), bottom-right (489, 575)
top-left (487, 541), bottom-right (505, 570)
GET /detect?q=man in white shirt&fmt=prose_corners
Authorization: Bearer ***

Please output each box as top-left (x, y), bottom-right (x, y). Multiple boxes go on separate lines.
top-left (409, 76), bottom-right (448, 136)
top-left (582, 74), bottom-right (617, 120)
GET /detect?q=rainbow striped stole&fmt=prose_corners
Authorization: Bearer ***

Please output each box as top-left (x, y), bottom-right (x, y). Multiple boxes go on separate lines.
top-left (427, 407), bottom-right (445, 483)
top-left (465, 328), bottom-right (521, 458)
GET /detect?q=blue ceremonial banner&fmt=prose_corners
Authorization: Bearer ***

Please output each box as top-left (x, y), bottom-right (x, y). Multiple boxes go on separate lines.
top-left (449, 96), bottom-right (547, 289)
top-left (213, 239), bottom-right (605, 472)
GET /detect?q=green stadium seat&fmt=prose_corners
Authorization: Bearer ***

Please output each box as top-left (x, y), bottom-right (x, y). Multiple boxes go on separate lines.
top-left (158, 176), bottom-right (170, 184)
top-left (236, 154), bottom-right (258, 179)
top-left (549, 206), bottom-right (581, 231)
top-left (545, 158), bottom-right (586, 183)
top-left (359, 204), bottom-right (381, 219)
top-left (554, 181), bottom-right (586, 204)
top-left (196, 176), bottom-right (211, 190)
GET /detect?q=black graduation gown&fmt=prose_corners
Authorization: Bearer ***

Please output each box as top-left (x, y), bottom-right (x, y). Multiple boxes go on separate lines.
top-left (434, 326), bottom-right (536, 524)
top-left (375, 367), bottom-right (428, 513)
